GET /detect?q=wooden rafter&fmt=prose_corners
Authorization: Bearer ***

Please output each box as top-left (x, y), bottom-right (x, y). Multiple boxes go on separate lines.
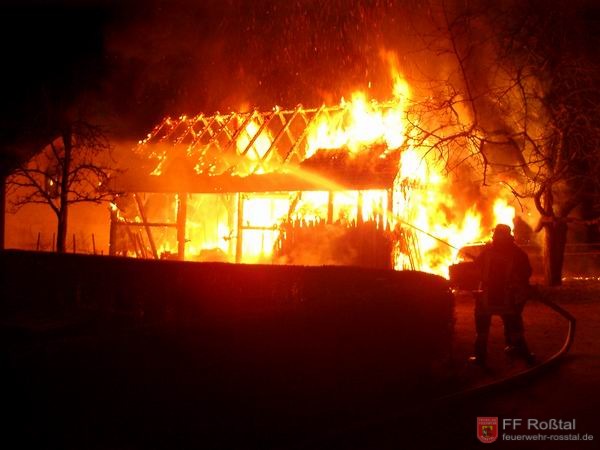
top-left (135, 102), bottom-right (403, 181)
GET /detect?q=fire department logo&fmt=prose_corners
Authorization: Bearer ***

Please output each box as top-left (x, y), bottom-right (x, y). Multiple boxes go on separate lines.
top-left (477, 417), bottom-right (499, 443)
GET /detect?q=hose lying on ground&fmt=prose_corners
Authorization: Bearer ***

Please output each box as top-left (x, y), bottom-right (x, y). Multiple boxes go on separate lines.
top-left (292, 289), bottom-right (576, 448)
top-left (437, 291), bottom-right (576, 403)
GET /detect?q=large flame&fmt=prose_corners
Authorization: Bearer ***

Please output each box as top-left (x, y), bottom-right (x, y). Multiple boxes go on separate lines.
top-left (493, 198), bottom-right (516, 229)
top-left (393, 146), bottom-right (484, 274)
top-left (130, 64), bottom-right (515, 278)
top-left (305, 94), bottom-right (407, 158)
top-left (305, 68), bottom-right (409, 158)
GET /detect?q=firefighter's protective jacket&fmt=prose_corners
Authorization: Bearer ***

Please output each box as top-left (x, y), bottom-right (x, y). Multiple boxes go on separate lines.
top-left (475, 241), bottom-right (532, 314)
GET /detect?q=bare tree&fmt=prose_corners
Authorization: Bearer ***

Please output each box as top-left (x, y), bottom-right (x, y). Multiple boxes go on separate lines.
top-left (7, 121), bottom-right (118, 253)
top-left (405, 0), bottom-right (600, 285)
top-left (493, 2), bottom-right (600, 285)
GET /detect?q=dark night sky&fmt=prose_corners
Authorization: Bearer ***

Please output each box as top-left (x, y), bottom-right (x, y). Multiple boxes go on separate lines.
top-left (0, 0), bottom-right (394, 142)
top-left (1, 0), bottom-right (600, 170)
top-left (0, 0), bottom-right (111, 169)
top-left (5, 0), bottom-right (369, 134)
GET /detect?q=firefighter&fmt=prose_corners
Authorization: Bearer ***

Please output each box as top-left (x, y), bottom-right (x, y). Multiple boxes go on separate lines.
top-left (469, 224), bottom-right (536, 367)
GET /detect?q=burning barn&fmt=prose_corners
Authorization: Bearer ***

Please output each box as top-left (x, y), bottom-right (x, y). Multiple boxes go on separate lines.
top-left (111, 103), bottom-right (406, 269)
top-left (109, 83), bottom-right (516, 276)
top-left (6, 73), bottom-right (517, 277)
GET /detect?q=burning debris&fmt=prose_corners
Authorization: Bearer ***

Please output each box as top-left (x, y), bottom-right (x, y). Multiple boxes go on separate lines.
top-left (109, 73), bottom-right (515, 277)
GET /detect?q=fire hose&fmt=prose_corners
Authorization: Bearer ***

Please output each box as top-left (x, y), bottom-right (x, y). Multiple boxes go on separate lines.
top-left (398, 220), bottom-right (577, 400)
top-left (397, 218), bottom-right (483, 260)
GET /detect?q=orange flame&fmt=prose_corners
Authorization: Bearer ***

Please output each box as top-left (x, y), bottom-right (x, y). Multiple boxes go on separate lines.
top-left (135, 57), bottom-right (517, 278)
top-left (305, 68), bottom-right (410, 158)
top-left (392, 146), bottom-right (485, 274)
top-left (493, 198), bottom-right (516, 229)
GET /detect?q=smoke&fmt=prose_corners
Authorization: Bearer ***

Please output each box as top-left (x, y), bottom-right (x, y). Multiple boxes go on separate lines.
top-left (100, 0), bottom-right (596, 232)
top-left (100, 2), bottom-right (511, 128)
top-left (102, 1), bottom-right (422, 134)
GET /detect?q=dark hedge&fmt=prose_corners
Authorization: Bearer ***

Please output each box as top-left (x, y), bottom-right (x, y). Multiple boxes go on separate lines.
top-left (1, 250), bottom-right (454, 445)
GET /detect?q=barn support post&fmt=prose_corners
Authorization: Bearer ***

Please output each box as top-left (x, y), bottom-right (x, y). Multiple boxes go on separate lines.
top-left (327, 191), bottom-right (334, 224)
top-left (236, 193), bottom-right (244, 263)
top-left (176, 193), bottom-right (188, 260)
top-left (357, 191), bottom-right (364, 225)
top-left (265, 107), bottom-right (301, 162)
top-left (109, 208), bottom-right (118, 256)
top-left (224, 194), bottom-right (236, 257)
top-left (0, 172), bottom-right (5, 250)
top-left (135, 231), bottom-right (147, 258)
top-left (387, 188), bottom-right (395, 267)
top-left (134, 193), bottom-right (159, 259)
top-left (387, 189), bottom-right (394, 231)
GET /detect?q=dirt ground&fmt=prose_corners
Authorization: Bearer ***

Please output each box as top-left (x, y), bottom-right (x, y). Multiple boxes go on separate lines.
top-left (1, 278), bottom-right (599, 449)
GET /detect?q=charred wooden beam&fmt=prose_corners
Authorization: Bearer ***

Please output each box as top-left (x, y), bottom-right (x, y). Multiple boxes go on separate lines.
top-left (250, 111), bottom-right (280, 173)
top-left (109, 208), bottom-right (118, 256)
top-left (134, 193), bottom-right (159, 259)
top-left (283, 105), bottom-right (324, 163)
top-left (235, 193), bottom-right (244, 263)
top-left (273, 108), bottom-right (300, 151)
top-left (135, 231), bottom-right (148, 259)
top-left (176, 193), bottom-right (187, 260)
top-left (222, 111), bottom-right (256, 154)
top-left (327, 191), bottom-right (334, 224)
top-left (123, 224), bottom-right (141, 258)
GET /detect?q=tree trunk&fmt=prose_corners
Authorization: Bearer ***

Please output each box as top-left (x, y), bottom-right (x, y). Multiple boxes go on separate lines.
top-left (0, 174), bottom-right (7, 250)
top-left (56, 129), bottom-right (72, 253)
top-left (543, 220), bottom-right (568, 286)
top-left (0, 172), bottom-right (5, 250)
